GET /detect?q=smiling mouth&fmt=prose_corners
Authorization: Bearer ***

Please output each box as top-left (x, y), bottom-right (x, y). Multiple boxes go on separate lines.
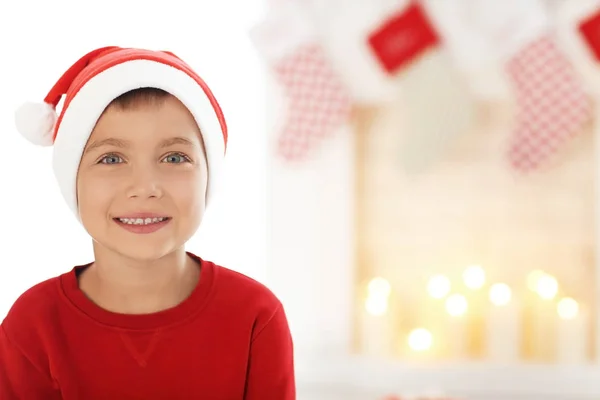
top-left (113, 217), bottom-right (171, 225)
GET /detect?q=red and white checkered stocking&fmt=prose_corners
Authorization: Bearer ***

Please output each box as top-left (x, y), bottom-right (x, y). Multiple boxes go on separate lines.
top-left (272, 44), bottom-right (352, 161)
top-left (506, 35), bottom-right (591, 172)
top-left (463, 0), bottom-right (592, 172)
top-left (434, 0), bottom-right (592, 171)
top-left (250, 2), bottom-right (352, 162)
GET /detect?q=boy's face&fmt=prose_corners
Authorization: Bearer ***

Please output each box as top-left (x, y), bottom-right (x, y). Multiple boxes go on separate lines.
top-left (76, 95), bottom-right (208, 261)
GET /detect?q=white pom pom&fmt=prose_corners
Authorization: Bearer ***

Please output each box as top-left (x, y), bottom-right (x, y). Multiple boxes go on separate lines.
top-left (14, 101), bottom-right (57, 147)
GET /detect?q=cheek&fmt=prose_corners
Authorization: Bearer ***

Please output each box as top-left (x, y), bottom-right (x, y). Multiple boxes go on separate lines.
top-left (77, 173), bottom-right (116, 217)
top-left (167, 172), bottom-right (206, 215)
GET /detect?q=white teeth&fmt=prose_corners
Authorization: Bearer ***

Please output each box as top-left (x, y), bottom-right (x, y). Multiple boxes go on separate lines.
top-left (117, 217), bottom-right (167, 225)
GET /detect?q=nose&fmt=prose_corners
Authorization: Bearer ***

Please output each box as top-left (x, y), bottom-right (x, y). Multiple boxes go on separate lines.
top-left (126, 165), bottom-right (163, 199)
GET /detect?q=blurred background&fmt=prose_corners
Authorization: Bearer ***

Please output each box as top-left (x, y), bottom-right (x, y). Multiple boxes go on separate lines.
top-left (2, 0), bottom-right (600, 399)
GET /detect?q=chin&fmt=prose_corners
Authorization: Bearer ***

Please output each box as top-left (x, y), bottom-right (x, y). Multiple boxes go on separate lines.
top-left (87, 218), bottom-right (199, 262)
top-left (120, 239), bottom-right (184, 262)
top-left (92, 236), bottom-right (183, 263)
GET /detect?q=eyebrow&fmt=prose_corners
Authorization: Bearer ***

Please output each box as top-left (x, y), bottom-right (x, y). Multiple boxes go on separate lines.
top-left (84, 138), bottom-right (129, 154)
top-left (84, 136), bottom-right (196, 154)
top-left (159, 137), bottom-right (196, 148)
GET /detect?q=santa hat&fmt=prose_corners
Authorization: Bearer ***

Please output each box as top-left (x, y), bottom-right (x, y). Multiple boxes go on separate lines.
top-left (14, 46), bottom-right (227, 219)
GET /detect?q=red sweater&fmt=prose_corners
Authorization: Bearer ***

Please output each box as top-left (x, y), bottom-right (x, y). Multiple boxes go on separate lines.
top-left (0, 253), bottom-right (295, 399)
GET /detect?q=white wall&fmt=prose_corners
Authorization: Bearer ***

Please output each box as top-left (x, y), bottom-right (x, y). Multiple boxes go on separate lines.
top-left (265, 85), bottom-right (356, 361)
top-left (0, 0), bottom-right (269, 317)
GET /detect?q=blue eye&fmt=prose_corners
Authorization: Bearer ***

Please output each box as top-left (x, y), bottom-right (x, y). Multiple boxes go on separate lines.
top-left (163, 153), bottom-right (190, 163)
top-left (99, 154), bottom-right (123, 164)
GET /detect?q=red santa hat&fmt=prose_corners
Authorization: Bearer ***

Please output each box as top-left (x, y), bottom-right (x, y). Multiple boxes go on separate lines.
top-left (14, 46), bottom-right (227, 218)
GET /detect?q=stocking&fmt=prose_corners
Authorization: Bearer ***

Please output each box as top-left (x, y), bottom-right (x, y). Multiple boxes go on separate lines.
top-left (366, 1), bottom-right (476, 174)
top-left (578, 2), bottom-right (600, 63)
top-left (556, 0), bottom-right (600, 95)
top-left (422, 0), bottom-right (511, 100)
top-left (300, 0), bottom-right (401, 104)
top-left (469, 0), bottom-right (592, 172)
top-left (506, 36), bottom-right (591, 171)
top-left (249, 1), bottom-right (352, 162)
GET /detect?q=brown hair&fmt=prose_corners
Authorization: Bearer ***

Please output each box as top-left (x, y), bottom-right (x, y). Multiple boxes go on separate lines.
top-left (107, 87), bottom-right (172, 111)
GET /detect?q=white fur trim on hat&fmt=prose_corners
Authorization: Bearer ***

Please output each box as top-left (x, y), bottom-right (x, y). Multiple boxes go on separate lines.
top-left (14, 101), bottom-right (57, 146)
top-left (52, 59), bottom-right (225, 219)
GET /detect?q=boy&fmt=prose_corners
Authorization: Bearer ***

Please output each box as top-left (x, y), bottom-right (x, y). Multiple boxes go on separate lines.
top-left (0, 46), bottom-right (295, 399)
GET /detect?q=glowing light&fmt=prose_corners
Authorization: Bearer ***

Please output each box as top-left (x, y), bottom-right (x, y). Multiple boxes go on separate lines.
top-left (535, 275), bottom-right (558, 300)
top-left (365, 294), bottom-right (388, 316)
top-left (489, 283), bottom-right (512, 306)
top-left (408, 328), bottom-right (433, 351)
top-left (557, 297), bottom-right (579, 320)
top-left (463, 265), bottom-right (486, 290)
top-left (427, 275), bottom-right (451, 299)
top-left (368, 277), bottom-right (391, 298)
top-left (445, 294), bottom-right (468, 317)
top-left (527, 270), bottom-right (546, 292)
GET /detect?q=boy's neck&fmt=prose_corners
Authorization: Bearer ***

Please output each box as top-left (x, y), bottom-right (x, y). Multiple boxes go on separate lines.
top-left (79, 245), bottom-right (200, 315)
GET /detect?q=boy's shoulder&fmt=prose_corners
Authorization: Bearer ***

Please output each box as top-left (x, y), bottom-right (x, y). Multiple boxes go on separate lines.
top-left (2, 273), bottom-right (64, 334)
top-left (6, 274), bottom-right (63, 313)
top-left (210, 261), bottom-right (283, 314)
top-left (210, 262), bottom-right (288, 337)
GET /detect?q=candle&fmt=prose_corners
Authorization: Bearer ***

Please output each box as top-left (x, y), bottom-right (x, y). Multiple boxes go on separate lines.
top-left (524, 296), bottom-right (557, 362)
top-left (410, 292), bottom-right (445, 360)
top-left (556, 298), bottom-right (590, 364)
top-left (445, 315), bottom-right (468, 359)
top-left (485, 283), bottom-right (521, 363)
top-left (463, 266), bottom-right (487, 358)
top-left (523, 273), bottom-right (558, 361)
top-left (360, 295), bottom-right (394, 357)
top-left (360, 278), bottom-right (394, 358)
top-left (443, 294), bottom-right (469, 359)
